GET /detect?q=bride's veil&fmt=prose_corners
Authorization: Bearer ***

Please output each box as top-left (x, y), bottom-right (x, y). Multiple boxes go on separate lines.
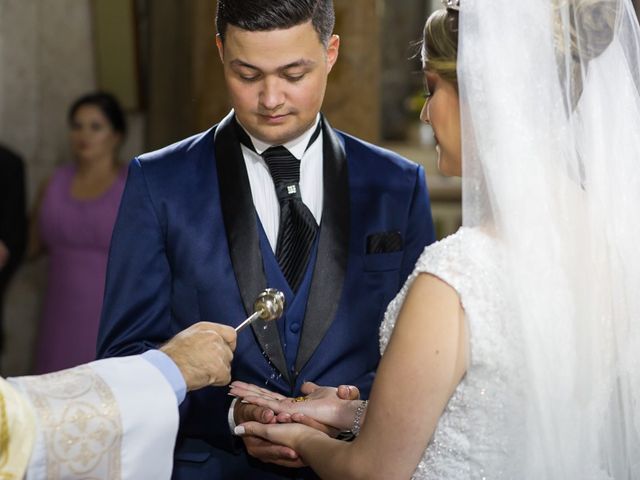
top-left (458, 0), bottom-right (640, 477)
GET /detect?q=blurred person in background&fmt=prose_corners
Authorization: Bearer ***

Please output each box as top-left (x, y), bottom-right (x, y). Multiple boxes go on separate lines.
top-left (0, 145), bottom-right (28, 367)
top-left (28, 92), bottom-right (127, 374)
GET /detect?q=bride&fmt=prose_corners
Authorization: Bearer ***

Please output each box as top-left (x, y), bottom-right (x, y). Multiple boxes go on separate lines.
top-left (232, 0), bottom-right (640, 477)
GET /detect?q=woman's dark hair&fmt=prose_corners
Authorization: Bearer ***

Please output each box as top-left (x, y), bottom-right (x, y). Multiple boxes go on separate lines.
top-left (68, 92), bottom-right (127, 136)
top-left (216, 0), bottom-right (335, 47)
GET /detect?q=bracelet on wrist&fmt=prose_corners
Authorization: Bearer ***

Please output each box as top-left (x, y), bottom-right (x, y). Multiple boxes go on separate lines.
top-left (350, 400), bottom-right (368, 437)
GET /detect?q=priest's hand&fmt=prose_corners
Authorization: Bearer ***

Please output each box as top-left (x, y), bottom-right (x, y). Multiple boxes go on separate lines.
top-left (160, 321), bottom-right (237, 391)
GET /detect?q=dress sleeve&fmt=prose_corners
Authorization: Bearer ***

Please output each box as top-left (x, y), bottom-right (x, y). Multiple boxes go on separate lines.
top-left (410, 228), bottom-right (487, 315)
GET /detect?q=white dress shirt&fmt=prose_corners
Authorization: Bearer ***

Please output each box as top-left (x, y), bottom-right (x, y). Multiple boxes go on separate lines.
top-left (238, 115), bottom-right (324, 252)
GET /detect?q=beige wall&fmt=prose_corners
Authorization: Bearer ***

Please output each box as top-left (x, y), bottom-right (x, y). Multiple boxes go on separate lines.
top-left (0, 0), bottom-right (96, 199)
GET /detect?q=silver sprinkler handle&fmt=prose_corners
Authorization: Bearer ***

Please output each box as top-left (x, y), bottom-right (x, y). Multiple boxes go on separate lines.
top-left (235, 289), bottom-right (285, 333)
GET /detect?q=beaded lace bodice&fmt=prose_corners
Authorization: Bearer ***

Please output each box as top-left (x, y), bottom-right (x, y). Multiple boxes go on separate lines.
top-left (380, 228), bottom-right (525, 479)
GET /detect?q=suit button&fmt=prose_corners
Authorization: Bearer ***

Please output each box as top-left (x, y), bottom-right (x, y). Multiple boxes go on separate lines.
top-left (290, 323), bottom-right (300, 333)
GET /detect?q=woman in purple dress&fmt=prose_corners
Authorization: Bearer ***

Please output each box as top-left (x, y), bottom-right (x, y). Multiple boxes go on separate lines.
top-left (29, 92), bottom-right (127, 374)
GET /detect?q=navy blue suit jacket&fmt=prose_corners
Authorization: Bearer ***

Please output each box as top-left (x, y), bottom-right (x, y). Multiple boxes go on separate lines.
top-left (97, 112), bottom-right (434, 478)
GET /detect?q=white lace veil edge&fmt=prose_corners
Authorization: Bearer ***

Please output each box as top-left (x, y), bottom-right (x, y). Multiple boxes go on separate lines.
top-left (458, 0), bottom-right (640, 477)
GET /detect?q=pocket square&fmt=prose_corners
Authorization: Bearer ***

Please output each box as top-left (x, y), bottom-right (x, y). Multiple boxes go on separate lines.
top-left (366, 231), bottom-right (404, 254)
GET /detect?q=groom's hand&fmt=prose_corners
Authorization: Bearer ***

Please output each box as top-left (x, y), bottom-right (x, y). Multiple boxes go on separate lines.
top-left (234, 401), bottom-right (306, 467)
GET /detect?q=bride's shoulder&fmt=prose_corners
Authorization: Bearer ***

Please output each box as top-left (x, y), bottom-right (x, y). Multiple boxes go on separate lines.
top-left (413, 227), bottom-right (497, 275)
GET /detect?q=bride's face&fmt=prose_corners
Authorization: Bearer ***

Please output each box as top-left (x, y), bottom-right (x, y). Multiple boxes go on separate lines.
top-left (420, 71), bottom-right (461, 177)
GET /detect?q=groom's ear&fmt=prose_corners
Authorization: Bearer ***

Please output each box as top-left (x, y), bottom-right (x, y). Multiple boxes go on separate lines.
top-left (215, 34), bottom-right (225, 62)
top-left (326, 34), bottom-right (340, 72)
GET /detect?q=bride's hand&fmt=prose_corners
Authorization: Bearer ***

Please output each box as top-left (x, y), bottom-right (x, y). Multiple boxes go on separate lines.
top-left (234, 421), bottom-right (326, 453)
top-left (229, 381), bottom-right (360, 432)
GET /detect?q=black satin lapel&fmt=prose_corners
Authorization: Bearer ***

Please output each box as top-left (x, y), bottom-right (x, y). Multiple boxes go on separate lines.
top-left (214, 112), bottom-right (290, 382)
top-left (295, 116), bottom-right (350, 374)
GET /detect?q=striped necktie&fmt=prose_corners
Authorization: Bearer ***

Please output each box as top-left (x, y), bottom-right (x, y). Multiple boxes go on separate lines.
top-left (262, 146), bottom-right (318, 292)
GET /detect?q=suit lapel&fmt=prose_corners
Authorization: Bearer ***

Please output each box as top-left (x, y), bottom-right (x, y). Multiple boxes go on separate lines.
top-left (214, 112), bottom-right (290, 382)
top-left (295, 117), bottom-right (350, 374)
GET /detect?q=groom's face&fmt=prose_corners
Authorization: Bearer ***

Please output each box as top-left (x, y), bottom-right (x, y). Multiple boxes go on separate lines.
top-left (216, 21), bottom-right (339, 145)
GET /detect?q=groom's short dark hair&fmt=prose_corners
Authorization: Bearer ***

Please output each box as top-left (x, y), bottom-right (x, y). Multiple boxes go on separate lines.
top-left (215, 0), bottom-right (335, 46)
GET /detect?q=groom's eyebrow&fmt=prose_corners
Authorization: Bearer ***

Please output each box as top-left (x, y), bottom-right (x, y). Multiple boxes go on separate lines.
top-left (230, 59), bottom-right (260, 70)
top-left (279, 59), bottom-right (316, 70)
top-left (229, 58), bottom-right (316, 72)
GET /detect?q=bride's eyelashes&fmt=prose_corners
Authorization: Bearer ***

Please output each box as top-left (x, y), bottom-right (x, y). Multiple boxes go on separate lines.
top-left (423, 78), bottom-right (432, 99)
top-left (424, 72), bottom-right (438, 100)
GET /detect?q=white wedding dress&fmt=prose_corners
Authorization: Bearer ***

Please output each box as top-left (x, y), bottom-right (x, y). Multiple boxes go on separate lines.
top-left (379, 227), bottom-right (526, 479)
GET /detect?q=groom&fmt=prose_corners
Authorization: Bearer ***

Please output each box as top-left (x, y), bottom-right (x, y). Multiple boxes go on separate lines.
top-left (97, 0), bottom-right (435, 478)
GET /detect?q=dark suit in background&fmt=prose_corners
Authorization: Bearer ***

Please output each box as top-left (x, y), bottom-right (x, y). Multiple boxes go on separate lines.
top-left (0, 145), bottom-right (28, 359)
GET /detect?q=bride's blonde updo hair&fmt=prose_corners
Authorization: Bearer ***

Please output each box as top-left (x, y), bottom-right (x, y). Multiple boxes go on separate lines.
top-left (553, 0), bottom-right (618, 108)
top-left (553, 0), bottom-right (617, 61)
top-left (422, 8), bottom-right (459, 89)
top-left (422, 1), bottom-right (616, 101)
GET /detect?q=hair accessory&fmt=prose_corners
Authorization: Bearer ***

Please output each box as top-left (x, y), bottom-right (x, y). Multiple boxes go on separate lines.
top-left (442, 0), bottom-right (460, 11)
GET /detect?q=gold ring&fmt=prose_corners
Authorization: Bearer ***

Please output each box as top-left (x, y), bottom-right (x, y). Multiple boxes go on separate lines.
top-left (292, 396), bottom-right (308, 402)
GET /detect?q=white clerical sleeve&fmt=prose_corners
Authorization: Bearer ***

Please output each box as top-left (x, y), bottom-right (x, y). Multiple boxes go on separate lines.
top-left (10, 355), bottom-right (178, 480)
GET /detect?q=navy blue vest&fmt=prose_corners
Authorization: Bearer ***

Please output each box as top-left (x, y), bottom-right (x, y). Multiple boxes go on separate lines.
top-left (256, 220), bottom-right (319, 374)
